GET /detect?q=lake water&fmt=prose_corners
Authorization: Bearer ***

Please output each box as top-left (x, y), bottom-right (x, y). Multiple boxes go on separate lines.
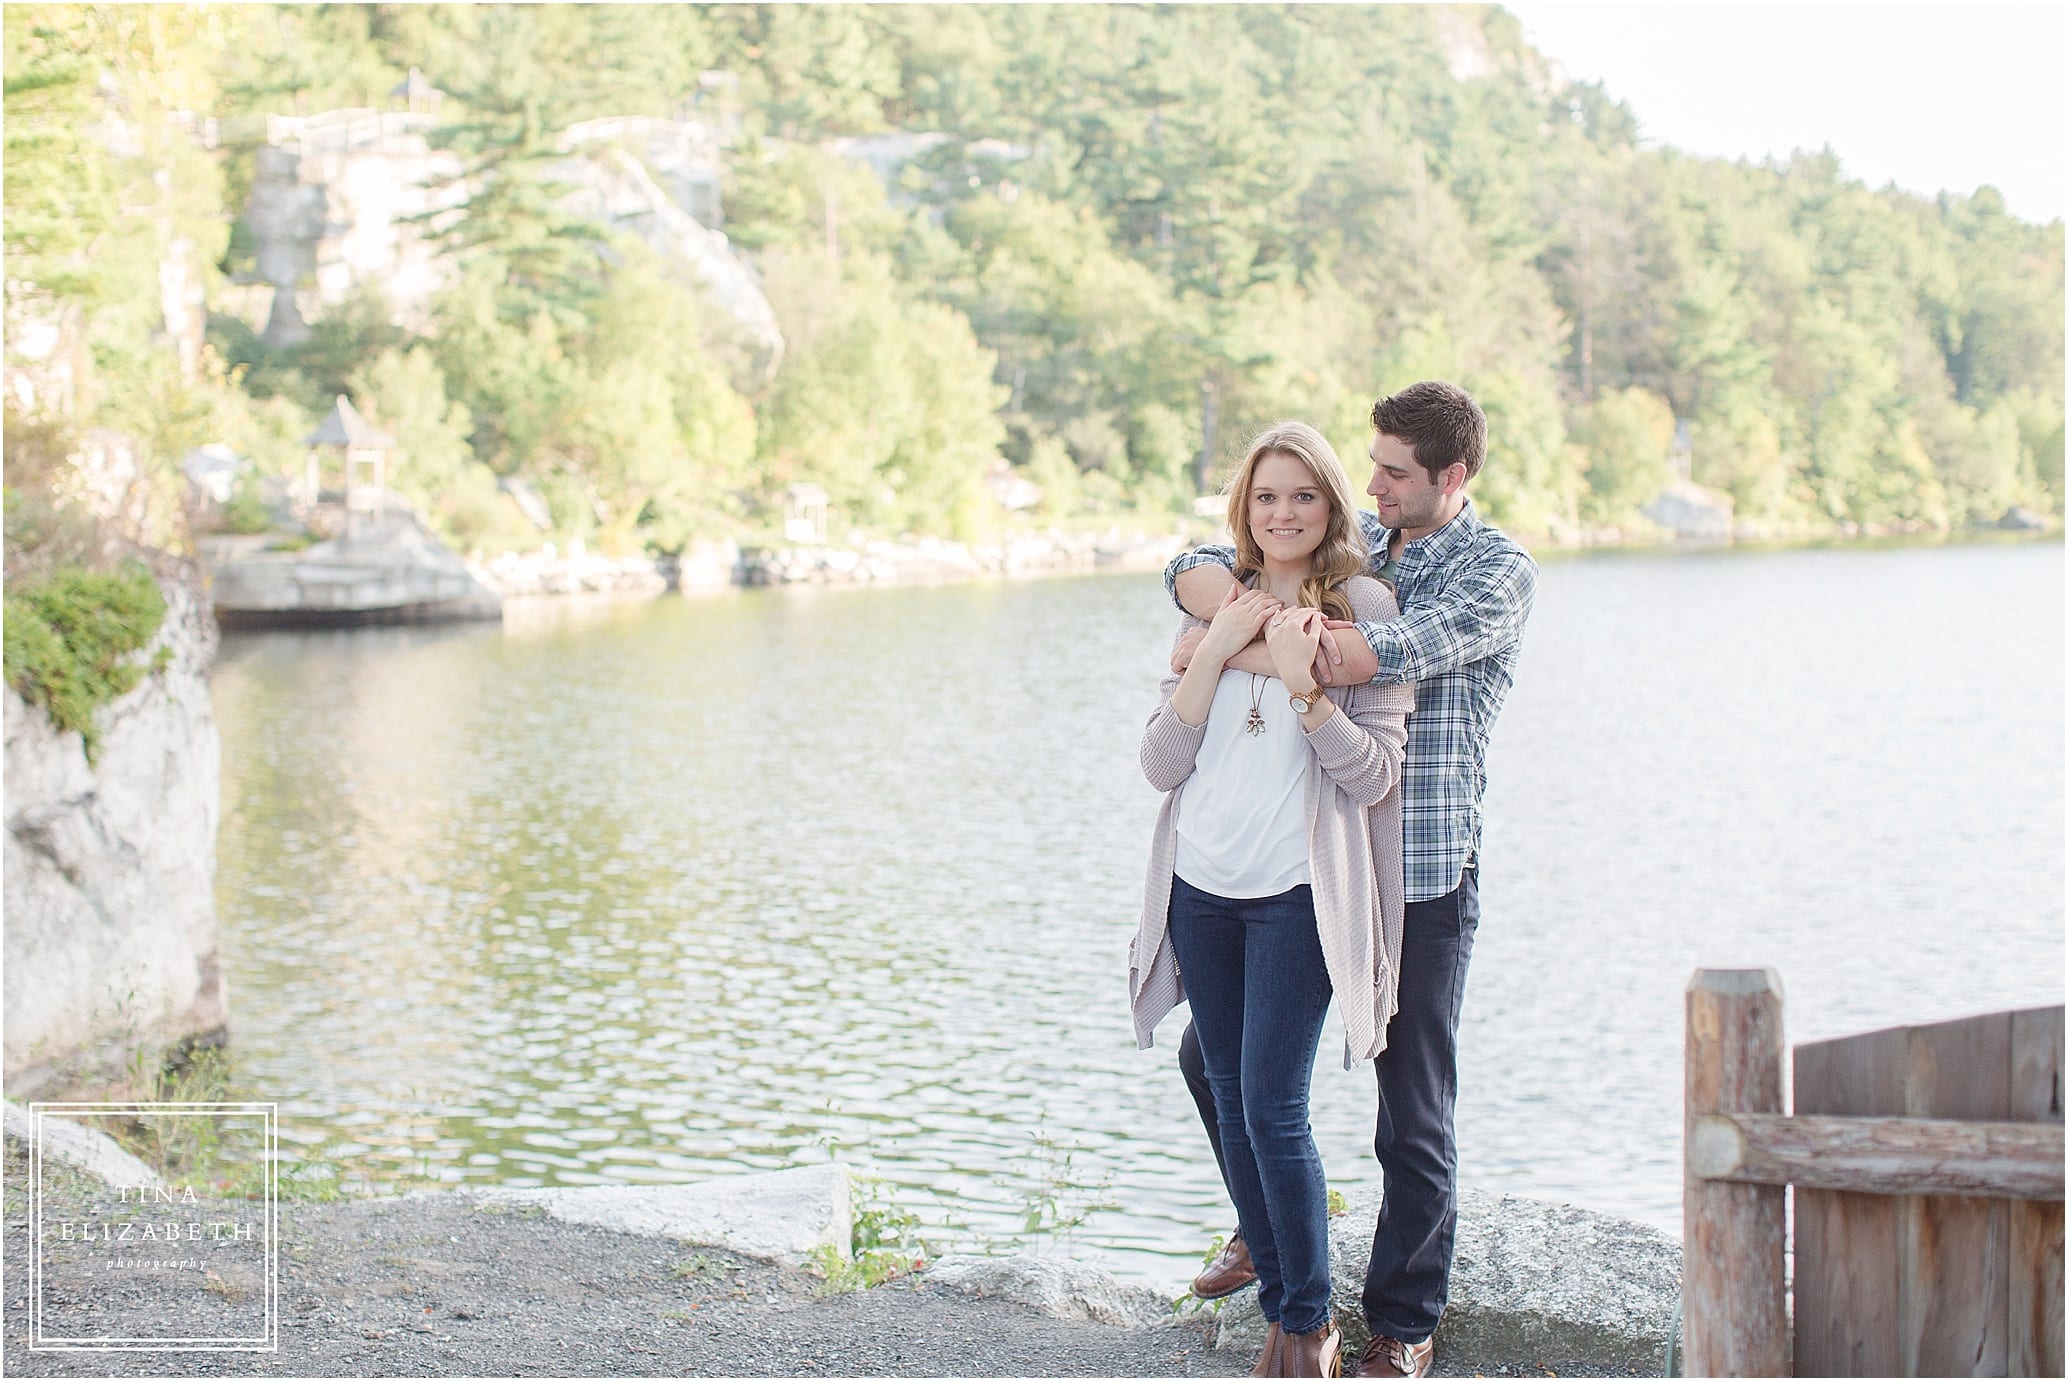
top-left (210, 538), bottom-right (2064, 1290)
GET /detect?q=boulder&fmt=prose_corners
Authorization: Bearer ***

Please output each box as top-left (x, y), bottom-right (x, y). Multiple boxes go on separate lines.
top-left (460, 1162), bottom-right (853, 1267)
top-left (1643, 480), bottom-right (1734, 542)
top-left (1213, 1187), bottom-right (1679, 1371)
top-left (923, 1253), bottom-right (1172, 1328)
top-left (2, 1098), bottom-right (162, 1189)
top-left (204, 510), bottom-right (502, 626)
top-left (1999, 505), bottom-right (2048, 532)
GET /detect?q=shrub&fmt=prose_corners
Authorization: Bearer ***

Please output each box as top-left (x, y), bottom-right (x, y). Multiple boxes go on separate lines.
top-left (2, 563), bottom-right (167, 762)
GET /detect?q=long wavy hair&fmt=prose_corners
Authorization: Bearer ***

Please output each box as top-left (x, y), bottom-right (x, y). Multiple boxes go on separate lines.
top-left (1224, 421), bottom-right (1368, 622)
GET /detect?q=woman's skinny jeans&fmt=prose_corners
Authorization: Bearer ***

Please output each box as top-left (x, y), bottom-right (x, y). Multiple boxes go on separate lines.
top-left (1166, 874), bottom-right (1334, 1334)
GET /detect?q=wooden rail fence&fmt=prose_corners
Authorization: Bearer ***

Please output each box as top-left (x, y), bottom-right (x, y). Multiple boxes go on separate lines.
top-left (1683, 968), bottom-right (2063, 1377)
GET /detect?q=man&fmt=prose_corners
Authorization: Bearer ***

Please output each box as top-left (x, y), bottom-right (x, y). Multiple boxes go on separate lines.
top-left (1163, 380), bottom-right (1536, 1379)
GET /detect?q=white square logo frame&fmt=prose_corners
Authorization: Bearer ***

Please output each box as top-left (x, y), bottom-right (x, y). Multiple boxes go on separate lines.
top-left (27, 1101), bottom-right (279, 1352)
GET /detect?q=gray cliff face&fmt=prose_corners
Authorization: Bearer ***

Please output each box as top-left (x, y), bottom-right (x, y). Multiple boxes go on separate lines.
top-left (239, 109), bottom-right (781, 360)
top-left (3, 570), bottom-right (225, 1095)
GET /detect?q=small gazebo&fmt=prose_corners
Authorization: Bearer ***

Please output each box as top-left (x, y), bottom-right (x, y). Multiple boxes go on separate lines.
top-left (303, 396), bottom-right (395, 534)
top-left (390, 67), bottom-right (445, 116)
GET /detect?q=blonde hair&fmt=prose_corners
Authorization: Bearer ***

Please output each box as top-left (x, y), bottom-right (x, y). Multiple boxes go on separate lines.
top-left (1223, 421), bottom-right (1368, 622)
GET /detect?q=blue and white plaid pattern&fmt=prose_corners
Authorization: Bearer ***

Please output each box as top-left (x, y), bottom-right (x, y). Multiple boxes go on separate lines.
top-left (1164, 498), bottom-right (1537, 901)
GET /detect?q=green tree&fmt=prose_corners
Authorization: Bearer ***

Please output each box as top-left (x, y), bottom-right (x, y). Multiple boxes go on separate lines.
top-left (1574, 387), bottom-right (1675, 525)
top-left (757, 251), bottom-right (1005, 537)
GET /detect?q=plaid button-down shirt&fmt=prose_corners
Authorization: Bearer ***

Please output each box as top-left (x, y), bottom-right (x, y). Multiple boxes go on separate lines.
top-left (1164, 498), bottom-right (1537, 901)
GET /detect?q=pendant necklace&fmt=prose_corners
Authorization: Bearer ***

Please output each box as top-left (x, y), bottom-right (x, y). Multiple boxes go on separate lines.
top-left (1245, 674), bottom-right (1267, 737)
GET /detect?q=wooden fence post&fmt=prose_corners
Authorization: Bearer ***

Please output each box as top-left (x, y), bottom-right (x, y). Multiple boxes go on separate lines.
top-left (1686, 968), bottom-right (1791, 1377)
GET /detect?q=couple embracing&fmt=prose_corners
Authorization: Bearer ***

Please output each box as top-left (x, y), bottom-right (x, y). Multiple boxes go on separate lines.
top-left (1128, 381), bottom-right (1537, 1378)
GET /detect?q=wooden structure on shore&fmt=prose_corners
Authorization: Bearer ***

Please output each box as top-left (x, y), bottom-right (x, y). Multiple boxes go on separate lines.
top-left (1683, 969), bottom-right (2063, 1377)
top-left (302, 395), bottom-right (394, 536)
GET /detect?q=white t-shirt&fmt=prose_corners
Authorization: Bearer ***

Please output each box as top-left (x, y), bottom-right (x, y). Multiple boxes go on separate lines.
top-left (1173, 668), bottom-right (1312, 899)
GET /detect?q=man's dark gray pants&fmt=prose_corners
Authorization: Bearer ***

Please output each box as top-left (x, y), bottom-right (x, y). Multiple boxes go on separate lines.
top-left (1178, 866), bottom-right (1480, 1344)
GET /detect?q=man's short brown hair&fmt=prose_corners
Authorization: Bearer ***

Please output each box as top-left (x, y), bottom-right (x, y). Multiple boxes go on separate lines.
top-left (1371, 380), bottom-right (1487, 484)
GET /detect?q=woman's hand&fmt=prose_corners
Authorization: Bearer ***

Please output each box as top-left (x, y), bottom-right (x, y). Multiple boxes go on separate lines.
top-left (1265, 606), bottom-right (1326, 692)
top-left (1194, 583), bottom-right (1283, 672)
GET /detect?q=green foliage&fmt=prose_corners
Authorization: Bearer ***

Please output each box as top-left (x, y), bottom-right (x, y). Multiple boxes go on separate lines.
top-left (806, 1175), bottom-right (932, 1296)
top-left (5, 2), bottom-right (2060, 554)
top-left (349, 345), bottom-right (527, 555)
top-left (218, 474), bottom-right (273, 534)
top-left (1575, 387), bottom-right (1677, 524)
top-left (759, 250), bottom-right (1006, 537)
top-left (3, 563), bottom-right (166, 762)
top-left (101, 1042), bottom-right (347, 1202)
top-left (1010, 1127), bottom-right (1116, 1244)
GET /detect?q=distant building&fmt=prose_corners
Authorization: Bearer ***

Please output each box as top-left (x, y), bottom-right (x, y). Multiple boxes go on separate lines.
top-left (389, 67), bottom-right (444, 116)
top-left (783, 483), bottom-right (829, 545)
top-left (1669, 418), bottom-right (1693, 482)
top-left (181, 444), bottom-right (247, 505)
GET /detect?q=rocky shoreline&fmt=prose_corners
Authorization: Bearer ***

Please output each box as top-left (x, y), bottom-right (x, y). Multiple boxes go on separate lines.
top-left (4, 1111), bottom-right (1671, 1378)
top-left (199, 503), bottom-right (2059, 629)
top-left (476, 515), bottom-right (2060, 604)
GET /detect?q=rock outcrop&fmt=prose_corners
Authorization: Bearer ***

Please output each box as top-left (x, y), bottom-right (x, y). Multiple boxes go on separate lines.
top-left (1644, 478), bottom-right (1735, 541)
top-left (461, 1163), bottom-right (853, 1267)
top-left (1213, 1185), bottom-right (1680, 1370)
top-left (203, 509), bottom-right (503, 627)
top-left (238, 109), bottom-right (463, 345)
top-left (924, 1253), bottom-right (1172, 1328)
top-left (1, 1098), bottom-right (162, 1188)
top-left (238, 107), bottom-right (780, 359)
top-left (3, 568), bottom-right (225, 1096)
top-left (554, 129), bottom-right (782, 368)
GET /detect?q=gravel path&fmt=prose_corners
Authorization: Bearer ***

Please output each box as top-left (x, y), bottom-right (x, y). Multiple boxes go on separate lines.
top-left (4, 1148), bottom-right (1621, 1377)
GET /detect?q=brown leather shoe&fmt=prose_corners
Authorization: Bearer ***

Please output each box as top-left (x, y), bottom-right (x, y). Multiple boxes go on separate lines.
top-left (1250, 1321), bottom-right (1283, 1377)
top-left (1191, 1231), bottom-right (1256, 1299)
top-left (1278, 1322), bottom-right (1342, 1378)
top-left (1353, 1334), bottom-right (1432, 1378)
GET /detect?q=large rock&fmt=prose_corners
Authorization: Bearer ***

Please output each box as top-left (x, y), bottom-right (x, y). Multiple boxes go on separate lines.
top-left (2, 1098), bottom-right (162, 1188)
top-left (1643, 479), bottom-right (1734, 541)
top-left (1213, 1187), bottom-right (1679, 1371)
top-left (1999, 505), bottom-right (2049, 532)
top-left (238, 110), bottom-right (464, 344)
top-left (237, 106), bottom-right (780, 361)
top-left (3, 569), bottom-right (225, 1095)
top-left (460, 1163), bottom-right (853, 1267)
top-left (205, 510), bottom-right (502, 626)
top-left (552, 140), bottom-right (782, 368)
top-left (923, 1253), bottom-right (1171, 1328)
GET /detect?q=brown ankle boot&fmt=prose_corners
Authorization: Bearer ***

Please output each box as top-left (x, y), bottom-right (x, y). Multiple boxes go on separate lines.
top-left (1250, 1321), bottom-right (1283, 1377)
top-left (1278, 1322), bottom-right (1342, 1378)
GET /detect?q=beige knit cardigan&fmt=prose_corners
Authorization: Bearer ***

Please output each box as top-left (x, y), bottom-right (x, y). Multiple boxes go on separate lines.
top-left (1128, 575), bottom-right (1415, 1069)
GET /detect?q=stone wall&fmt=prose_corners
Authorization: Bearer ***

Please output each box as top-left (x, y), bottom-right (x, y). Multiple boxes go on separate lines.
top-left (3, 568), bottom-right (225, 1096)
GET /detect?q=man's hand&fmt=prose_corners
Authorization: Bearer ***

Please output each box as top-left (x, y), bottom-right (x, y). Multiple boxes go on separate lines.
top-left (1316, 620), bottom-right (1380, 686)
top-left (1172, 626), bottom-right (1208, 674)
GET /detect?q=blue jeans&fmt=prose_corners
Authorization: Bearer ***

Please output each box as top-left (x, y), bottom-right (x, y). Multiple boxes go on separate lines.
top-left (1179, 867), bottom-right (1482, 1345)
top-left (1166, 874), bottom-right (1334, 1334)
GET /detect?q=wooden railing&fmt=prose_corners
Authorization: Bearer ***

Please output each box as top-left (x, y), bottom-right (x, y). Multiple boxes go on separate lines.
top-left (1684, 969), bottom-right (2063, 1377)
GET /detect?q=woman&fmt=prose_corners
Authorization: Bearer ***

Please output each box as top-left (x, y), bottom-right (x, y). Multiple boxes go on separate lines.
top-left (1129, 421), bottom-right (1414, 1378)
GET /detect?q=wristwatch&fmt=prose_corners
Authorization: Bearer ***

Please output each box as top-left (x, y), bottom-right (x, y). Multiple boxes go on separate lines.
top-left (1288, 685), bottom-right (1327, 714)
